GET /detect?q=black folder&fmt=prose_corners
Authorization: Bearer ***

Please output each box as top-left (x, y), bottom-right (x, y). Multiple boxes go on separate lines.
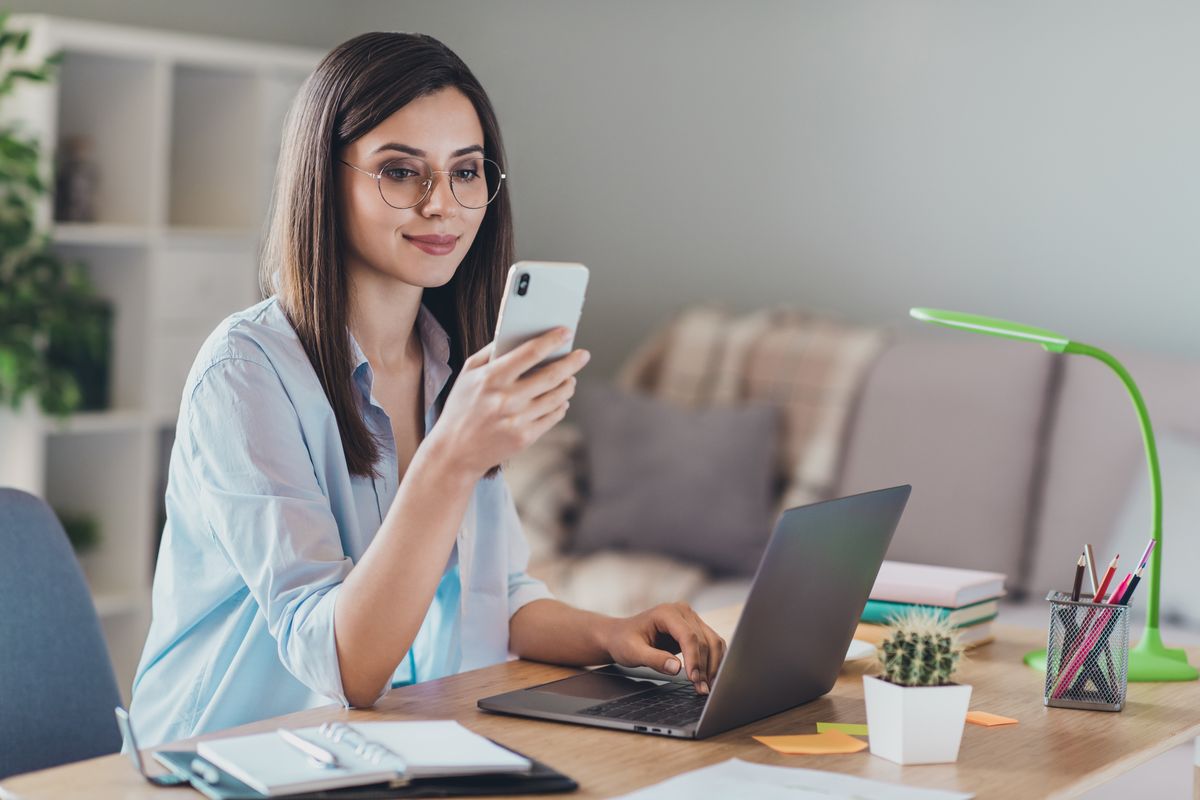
top-left (153, 740), bottom-right (577, 799)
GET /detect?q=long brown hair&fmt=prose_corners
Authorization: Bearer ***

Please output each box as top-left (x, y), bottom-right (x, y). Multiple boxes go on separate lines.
top-left (261, 32), bottom-right (514, 477)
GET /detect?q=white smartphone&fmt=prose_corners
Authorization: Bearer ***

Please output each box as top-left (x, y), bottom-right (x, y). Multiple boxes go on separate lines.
top-left (491, 261), bottom-right (589, 368)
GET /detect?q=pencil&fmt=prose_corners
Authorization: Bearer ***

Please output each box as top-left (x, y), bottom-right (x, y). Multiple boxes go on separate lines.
top-left (1084, 543), bottom-right (1100, 595)
top-left (1070, 552), bottom-right (1086, 601)
top-left (1135, 539), bottom-right (1156, 572)
top-left (1107, 573), bottom-right (1132, 604)
top-left (1094, 554), bottom-right (1119, 603)
top-left (1119, 567), bottom-right (1145, 605)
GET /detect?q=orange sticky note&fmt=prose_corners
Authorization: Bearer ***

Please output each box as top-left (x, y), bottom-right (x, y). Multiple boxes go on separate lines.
top-left (753, 730), bottom-right (868, 755)
top-left (966, 710), bottom-right (1018, 727)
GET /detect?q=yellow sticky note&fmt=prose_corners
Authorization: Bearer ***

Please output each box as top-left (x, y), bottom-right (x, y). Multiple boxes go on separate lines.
top-left (753, 730), bottom-right (868, 755)
top-left (966, 710), bottom-right (1018, 727)
top-left (815, 722), bottom-right (868, 736)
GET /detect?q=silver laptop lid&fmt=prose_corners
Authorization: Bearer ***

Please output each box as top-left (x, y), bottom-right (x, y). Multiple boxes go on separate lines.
top-left (693, 485), bottom-right (910, 738)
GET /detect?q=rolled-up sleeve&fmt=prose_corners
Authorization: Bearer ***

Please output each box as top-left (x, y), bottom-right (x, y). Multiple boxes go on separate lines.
top-left (182, 355), bottom-right (369, 707)
top-left (496, 473), bottom-right (555, 618)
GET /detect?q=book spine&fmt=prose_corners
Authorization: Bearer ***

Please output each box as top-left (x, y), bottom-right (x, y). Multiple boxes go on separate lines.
top-left (860, 601), bottom-right (943, 624)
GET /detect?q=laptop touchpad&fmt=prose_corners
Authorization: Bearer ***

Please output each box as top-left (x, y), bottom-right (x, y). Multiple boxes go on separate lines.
top-left (533, 672), bottom-right (664, 701)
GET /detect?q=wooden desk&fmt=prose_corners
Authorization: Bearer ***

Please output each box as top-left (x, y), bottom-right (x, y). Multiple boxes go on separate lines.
top-left (5, 616), bottom-right (1200, 799)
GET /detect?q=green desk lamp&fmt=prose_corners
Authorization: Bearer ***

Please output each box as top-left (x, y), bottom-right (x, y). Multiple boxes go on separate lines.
top-left (909, 307), bottom-right (1197, 682)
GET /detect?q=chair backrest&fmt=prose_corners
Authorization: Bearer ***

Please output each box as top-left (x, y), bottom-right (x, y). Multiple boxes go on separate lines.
top-left (0, 489), bottom-right (122, 779)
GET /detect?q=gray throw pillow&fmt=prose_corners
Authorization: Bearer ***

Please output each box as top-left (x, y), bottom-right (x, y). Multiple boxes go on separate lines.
top-left (570, 383), bottom-right (780, 576)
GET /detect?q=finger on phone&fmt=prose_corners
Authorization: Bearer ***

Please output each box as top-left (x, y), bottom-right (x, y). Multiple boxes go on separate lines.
top-left (529, 400), bottom-right (569, 430)
top-left (524, 380), bottom-right (574, 421)
top-left (514, 349), bottom-right (588, 401)
top-left (465, 342), bottom-right (494, 369)
top-left (491, 328), bottom-right (570, 380)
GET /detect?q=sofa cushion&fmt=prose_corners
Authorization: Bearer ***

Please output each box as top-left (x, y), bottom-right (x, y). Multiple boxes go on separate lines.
top-left (1027, 348), bottom-right (1200, 598)
top-left (570, 383), bottom-right (780, 576)
top-left (616, 307), bottom-right (886, 512)
top-left (838, 333), bottom-right (1055, 590)
top-left (529, 550), bottom-right (709, 618)
top-left (503, 423), bottom-right (585, 570)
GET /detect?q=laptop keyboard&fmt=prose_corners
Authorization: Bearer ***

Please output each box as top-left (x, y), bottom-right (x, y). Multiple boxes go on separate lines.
top-left (578, 682), bottom-right (707, 727)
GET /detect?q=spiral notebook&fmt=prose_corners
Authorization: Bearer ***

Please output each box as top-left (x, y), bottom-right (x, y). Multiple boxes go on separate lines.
top-left (194, 721), bottom-right (532, 797)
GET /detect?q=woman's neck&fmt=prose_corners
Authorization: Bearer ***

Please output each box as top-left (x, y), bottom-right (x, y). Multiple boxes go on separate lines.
top-left (347, 268), bottom-right (424, 373)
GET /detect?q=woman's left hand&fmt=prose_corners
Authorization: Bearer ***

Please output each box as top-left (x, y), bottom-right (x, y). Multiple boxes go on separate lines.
top-left (602, 603), bottom-right (727, 695)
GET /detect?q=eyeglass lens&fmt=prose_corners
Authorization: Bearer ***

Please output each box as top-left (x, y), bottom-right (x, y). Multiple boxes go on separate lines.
top-left (377, 156), bottom-right (503, 209)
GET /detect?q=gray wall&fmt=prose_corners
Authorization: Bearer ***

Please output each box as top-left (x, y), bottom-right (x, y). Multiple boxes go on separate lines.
top-left (16, 1), bottom-right (1200, 377)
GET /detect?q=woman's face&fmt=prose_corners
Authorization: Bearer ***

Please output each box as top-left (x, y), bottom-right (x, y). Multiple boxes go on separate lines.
top-left (338, 87), bottom-right (489, 290)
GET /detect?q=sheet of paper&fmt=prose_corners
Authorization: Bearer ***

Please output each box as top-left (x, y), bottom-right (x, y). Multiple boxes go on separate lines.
top-left (816, 722), bottom-right (869, 736)
top-left (965, 711), bottom-right (1018, 727)
top-left (329, 721), bottom-right (531, 776)
top-left (614, 758), bottom-right (975, 799)
top-left (753, 730), bottom-right (868, 755)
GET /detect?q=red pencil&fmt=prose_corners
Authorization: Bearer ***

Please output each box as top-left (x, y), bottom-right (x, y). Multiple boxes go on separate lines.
top-left (1094, 555), bottom-right (1119, 603)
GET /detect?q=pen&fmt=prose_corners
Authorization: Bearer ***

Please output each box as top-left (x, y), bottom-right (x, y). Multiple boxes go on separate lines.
top-left (277, 728), bottom-right (342, 769)
top-left (1094, 555), bottom-right (1118, 603)
top-left (1070, 552), bottom-right (1086, 601)
top-left (191, 758), bottom-right (221, 785)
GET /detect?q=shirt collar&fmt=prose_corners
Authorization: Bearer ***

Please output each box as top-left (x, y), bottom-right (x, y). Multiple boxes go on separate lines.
top-left (349, 304), bottom-right (453, 416)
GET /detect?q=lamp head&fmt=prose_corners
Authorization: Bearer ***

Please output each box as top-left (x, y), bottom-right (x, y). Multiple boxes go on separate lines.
top-left (909, 308), bottom-right (1071, 353)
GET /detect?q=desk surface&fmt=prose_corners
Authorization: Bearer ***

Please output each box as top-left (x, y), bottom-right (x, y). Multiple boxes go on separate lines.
top-left (5, 613), bottom-right (1200, 800)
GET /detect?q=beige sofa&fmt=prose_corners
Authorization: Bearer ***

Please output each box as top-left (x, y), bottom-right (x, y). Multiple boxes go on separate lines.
top-left (507, 308), bottom-right (1200, 639)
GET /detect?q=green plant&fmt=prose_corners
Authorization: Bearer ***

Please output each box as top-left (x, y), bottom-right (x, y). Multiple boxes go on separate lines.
top-left (876, 609), bottom-right (965, 687)
top-left (0, 12), bottom-right (109, 416)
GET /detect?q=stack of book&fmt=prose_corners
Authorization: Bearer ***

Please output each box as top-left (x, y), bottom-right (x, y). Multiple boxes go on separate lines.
top-left (856, 561), bottom-right (1006, 648)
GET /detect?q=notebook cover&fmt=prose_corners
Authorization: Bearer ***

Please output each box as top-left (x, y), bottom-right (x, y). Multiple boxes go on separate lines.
top-left (869, 561), bottom-right (1006, 607)
top-left (155, 741), bottom-right (577, 799)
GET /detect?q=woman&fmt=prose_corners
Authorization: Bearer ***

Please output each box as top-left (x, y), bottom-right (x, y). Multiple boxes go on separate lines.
top-left (128, 31), bottom-right (725, 748)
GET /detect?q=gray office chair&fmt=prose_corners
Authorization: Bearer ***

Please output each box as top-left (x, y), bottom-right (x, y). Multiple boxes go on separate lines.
top-left (0, 488), bottom-right (123, 779)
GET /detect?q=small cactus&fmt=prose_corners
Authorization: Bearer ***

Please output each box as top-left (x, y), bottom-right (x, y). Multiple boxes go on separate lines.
top-left (876, 609), bottom-right (965, 687)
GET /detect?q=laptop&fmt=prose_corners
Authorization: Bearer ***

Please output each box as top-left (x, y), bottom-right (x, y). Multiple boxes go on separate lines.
top-left (478, 485), bottom-right (911, 739)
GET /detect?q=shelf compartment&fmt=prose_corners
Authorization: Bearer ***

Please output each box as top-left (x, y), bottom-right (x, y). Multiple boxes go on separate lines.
top-left (255, 69), bottom-right (306, 222)
top-left (168, 64), bottom-right (262, 228)
top-left (51, 243), bottom-right (150, 414)
top-left (55, 50), bottom-right (158, 226)
top-left (152, 236), bottom-right (259, 328)
top-left (44, 429), bottom-right (156, 599)
top-left (146, 330), bottom-right (214, 423)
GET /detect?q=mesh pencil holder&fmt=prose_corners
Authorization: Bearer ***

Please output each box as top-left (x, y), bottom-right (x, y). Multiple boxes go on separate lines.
top-left (1043, 592), bottom-right (1130, 712)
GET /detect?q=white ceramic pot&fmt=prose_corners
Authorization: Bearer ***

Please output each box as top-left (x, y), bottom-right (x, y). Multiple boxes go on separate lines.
top-left (863, 674), bottom-right (972, 765)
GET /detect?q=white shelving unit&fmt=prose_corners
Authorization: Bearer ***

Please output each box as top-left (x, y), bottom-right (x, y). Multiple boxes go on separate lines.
top-left (0, 15), bottom-right (321, 702)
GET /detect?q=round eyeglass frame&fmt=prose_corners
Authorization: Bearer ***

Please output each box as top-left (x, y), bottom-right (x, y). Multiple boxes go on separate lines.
top-left (339, 156), bottom-right (506, 210)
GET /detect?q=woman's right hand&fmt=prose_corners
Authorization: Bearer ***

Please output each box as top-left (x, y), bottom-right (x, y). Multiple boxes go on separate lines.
top-left (425, 327), bottom-right (590, 480)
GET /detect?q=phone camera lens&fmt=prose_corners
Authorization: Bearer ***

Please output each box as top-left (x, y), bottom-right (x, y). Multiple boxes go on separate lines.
top-left (517, 273), bottom-right (530, 296)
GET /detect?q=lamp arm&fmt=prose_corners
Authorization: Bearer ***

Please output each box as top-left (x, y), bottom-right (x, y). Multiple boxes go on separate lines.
top-left (1063, 342), bottom-right (1162, 629)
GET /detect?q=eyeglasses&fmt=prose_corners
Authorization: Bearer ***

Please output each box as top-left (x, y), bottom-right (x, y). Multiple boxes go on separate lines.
top-left (340, 155), bottom-right (506, 210)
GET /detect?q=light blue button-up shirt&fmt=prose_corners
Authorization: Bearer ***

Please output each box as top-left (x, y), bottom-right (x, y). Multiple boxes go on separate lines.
top-left (128, 296), bottom-right (552, 748)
